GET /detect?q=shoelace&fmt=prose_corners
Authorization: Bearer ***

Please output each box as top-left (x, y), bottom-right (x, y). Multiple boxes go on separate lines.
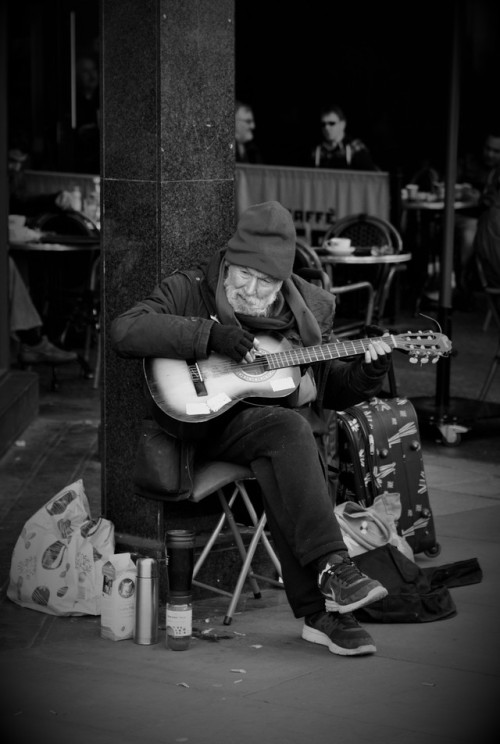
top-left (321, 558), bottom-right (363, 587)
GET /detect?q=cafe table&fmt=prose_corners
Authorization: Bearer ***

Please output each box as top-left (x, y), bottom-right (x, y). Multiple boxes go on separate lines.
top-left (9, 234), bottom-right (100, 360)
top-left (401, 193), bottom-right (478, 312)
top-left (318, 249), bottom-right (412, 323)
top-left (9, 234), bottom-right (100, 295)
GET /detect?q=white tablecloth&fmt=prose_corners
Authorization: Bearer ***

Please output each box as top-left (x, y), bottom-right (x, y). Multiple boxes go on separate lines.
top-left (236, 164), bottom-right (391, 241)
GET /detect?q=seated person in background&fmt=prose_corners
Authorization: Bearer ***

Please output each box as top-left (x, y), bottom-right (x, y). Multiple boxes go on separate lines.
top-left (111, 200), bottom-right (393, 657)
top-left (473, 164), bottom-right (500, 293)
top-left (311, 104), bottom-right (378, 171)
top-left (408, 158), bottom-right (441, 192)
top-left (9, 257), bottom-right (77, 365)
top-left (8, 140), bottom-right (79, 364)
top-left (235, 101), bottom-right (263, 163)
top-left (455, 127), bottom-right (500, 306)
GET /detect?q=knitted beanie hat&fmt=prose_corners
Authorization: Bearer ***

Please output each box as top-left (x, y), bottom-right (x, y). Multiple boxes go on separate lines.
top-left (226, 201), bottom-right (296, 280)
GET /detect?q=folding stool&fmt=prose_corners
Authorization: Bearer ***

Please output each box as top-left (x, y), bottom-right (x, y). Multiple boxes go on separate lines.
top-left (190, 461), bottom-right (282, 625)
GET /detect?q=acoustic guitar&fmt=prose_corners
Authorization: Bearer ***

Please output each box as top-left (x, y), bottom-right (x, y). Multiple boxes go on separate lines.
top-left (144, 331), bottom-right (452, 423)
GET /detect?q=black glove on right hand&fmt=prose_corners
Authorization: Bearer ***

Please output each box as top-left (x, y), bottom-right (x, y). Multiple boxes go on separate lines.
top-left (365, 324), bottom-right (390, 340)
top-left (362, 352), bottom-right (392, 376)
top-left (208, 324), bottom-right (255, 362)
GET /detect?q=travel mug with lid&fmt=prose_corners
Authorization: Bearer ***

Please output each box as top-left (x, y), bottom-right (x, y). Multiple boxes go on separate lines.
top-left (165, 530), bottom-right (195, 651)
top-left (165, 530), bottom-right (195, 596)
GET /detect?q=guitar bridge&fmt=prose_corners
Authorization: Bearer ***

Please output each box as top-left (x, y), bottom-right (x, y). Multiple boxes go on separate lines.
top-left (188, 360), bottom-right (208, 396)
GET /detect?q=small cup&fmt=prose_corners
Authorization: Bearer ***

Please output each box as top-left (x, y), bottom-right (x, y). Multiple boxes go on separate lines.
top-left (325, 237), bottom-right (352, 253)
top-left (406, 184), bottom-right (419, 201)
top-left (8, 214), bottom-right (26, 227)
top-left (435, 183), bottom-right (445, 200)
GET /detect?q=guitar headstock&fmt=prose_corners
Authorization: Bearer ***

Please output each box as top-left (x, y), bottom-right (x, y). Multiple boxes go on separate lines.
top-left (393, 331), bottom-right (452, 363)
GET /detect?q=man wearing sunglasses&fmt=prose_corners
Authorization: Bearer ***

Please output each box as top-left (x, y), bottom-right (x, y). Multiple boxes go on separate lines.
top-left (312, 104), bottom-right (378, 171)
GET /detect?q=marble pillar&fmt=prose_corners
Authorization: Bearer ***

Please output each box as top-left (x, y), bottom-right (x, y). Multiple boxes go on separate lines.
top-left (101, 0), bottom-right (235, 540)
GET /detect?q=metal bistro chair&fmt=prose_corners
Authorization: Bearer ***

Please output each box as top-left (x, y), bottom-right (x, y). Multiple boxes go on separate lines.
top-left (59, 253), bottom-right (101, 388)
top-left (475, 253), bottom-right (500, 403)
top-left (294, 238), bottom-right (374, 337)
top-left (322, 213), bottom-right (405, 323)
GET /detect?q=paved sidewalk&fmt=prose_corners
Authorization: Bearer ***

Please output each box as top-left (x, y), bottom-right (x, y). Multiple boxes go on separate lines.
top-left (1, 492), bottom-right (499, 744)
top-left (1, 305), bottom-right (499, 743)
top-left (1, 414), bottom-right (499, 744)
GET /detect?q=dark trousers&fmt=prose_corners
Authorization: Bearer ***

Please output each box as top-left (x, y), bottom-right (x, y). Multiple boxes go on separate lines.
top-left (203, 406), bottom-right (346, 618)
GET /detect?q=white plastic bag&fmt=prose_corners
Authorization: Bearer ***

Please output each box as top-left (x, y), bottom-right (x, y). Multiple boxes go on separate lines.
top-left (7, 479), bottom-right (115, 616)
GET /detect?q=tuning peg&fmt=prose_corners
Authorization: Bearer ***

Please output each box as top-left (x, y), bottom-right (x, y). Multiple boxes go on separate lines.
top-left (421, 356), bottom-right (429, 364)
top-left (409, 356), bottom-right (418, 364)
top-left (432, 356), bottom-right (439, 364)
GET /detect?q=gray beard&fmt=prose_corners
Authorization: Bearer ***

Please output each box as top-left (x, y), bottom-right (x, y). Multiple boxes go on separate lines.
top-left (224, 282), bottom-right (280, 317)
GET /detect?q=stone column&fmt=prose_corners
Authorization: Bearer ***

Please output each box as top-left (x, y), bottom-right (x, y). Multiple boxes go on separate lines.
top-left (101, 0), bottom-right (235, 543)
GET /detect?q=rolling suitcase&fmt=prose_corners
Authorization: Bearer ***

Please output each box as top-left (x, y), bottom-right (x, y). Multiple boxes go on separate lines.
top-left (336, 396), bottom-right (440, 556)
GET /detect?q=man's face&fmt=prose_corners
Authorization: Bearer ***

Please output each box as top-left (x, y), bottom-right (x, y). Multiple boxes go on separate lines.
top-left (8, 148), bottom-right (27, 188)
top-left (224, 264), bottom-right (282, 316)
top-left (321, 113), bottom-right (346, 145)
top-left (235, 107), bottom-right (255, 144)
top-left (77, 57), bottom-right (98, 92)
top-left (482, 135), bottom-right (500, 169)
top-left (8, 149), bottom-right (27, 174)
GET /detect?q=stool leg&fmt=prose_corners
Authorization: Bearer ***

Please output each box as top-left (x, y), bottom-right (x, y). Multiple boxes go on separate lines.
top-left (218, 488), bottom-right (262, 598)
top-left (483, 308), bottom-right (492, 332)
top-left (156, 501), bottom-right (164, 543)
top-left (238, 485), bottom-right (282, 577)
top-left (223, 511), bottom-right (270, 625)
top-left (477, 351), bottom-right (499, 403)
top-left (193, 507), bottom-right (229, 580)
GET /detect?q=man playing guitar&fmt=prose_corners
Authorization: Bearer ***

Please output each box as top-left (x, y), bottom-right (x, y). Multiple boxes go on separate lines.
top-left (111, 200), bottom-right (396, 656)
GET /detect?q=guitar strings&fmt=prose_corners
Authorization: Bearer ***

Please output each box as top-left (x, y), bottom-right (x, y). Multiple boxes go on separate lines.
top-left (203, 333), bottom-right (444, 377)
top-left (206, 337), bottom-right (385, 375)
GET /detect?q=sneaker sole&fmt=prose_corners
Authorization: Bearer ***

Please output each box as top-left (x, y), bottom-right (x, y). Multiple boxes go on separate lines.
top-left (302, 624), bottom-right (376, 656)
top-left (325, 584), bottom-right (388, 614)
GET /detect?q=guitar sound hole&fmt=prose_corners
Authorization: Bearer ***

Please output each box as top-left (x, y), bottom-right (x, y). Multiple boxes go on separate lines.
top-left (233, 359), bottom-right (274, 383)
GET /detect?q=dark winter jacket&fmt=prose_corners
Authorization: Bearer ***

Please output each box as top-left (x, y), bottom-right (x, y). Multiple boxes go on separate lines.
top-left (111, 250), bottom-right (386, 417)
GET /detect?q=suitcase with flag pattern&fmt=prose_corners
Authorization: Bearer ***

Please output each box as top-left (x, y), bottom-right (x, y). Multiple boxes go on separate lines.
top-left (336, 396), bottom-right (440, 556)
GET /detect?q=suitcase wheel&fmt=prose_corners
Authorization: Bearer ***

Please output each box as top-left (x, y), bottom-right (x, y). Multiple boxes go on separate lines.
top-left (424, 543), bottom-right (442, 558)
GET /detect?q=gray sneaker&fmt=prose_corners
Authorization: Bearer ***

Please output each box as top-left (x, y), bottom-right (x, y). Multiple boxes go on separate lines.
top-left (302, 610), bottom-right (376, 656)
top-left (319, 555), bottom-right (388, 614)
top-left (20, 336), bottom-right (78, 365)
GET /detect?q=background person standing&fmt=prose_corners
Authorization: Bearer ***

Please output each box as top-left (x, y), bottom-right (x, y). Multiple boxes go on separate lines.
top-left (235, 101), bottom-right (263, 163)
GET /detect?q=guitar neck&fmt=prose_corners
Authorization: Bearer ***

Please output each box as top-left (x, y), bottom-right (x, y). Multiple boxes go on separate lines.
top-left (264, 335), bottom-right (395, 370)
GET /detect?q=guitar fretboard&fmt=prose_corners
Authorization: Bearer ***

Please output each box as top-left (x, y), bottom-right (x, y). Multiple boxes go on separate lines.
top-left (264, 335), bottom-right (396, 370)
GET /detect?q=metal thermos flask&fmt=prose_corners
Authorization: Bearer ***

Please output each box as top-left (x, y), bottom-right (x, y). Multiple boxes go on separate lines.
top-left (133, 557), bottom-right (159, 645)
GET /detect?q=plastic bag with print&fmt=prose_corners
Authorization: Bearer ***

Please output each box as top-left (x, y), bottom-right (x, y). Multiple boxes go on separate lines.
top-left (7, 479), bottom-right (115, 616)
